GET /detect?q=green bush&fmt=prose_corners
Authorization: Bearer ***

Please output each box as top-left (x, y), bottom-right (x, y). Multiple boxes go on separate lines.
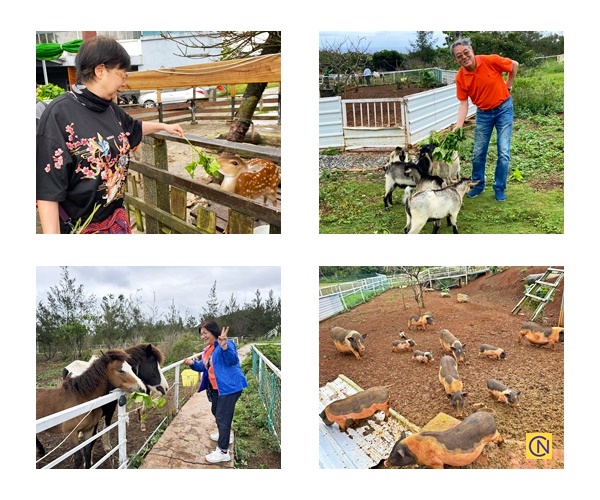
top-left (241, 343), bottom-right (281, 372)
top-left (513, 62), bottom-right (564, 117)
top-left (165, 332), bottom-right (199, 365)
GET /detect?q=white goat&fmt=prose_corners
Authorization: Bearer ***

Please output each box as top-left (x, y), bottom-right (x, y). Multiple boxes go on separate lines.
top-left (404, 178), bottom-right (474, 234)
top-left (402, 162), bottom-right (446, 204)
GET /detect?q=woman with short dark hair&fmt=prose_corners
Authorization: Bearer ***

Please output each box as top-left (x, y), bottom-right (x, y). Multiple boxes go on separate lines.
top-left (36, 35), bottom-right (185, 233)
top-left (184, 320), bottom-right (248, 463)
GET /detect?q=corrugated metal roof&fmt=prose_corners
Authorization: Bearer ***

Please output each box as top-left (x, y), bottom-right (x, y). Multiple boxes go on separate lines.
top-left (319, 375), bottom-right (420, 469)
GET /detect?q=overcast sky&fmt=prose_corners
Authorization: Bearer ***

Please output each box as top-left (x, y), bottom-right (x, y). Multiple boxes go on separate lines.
top-left (319, 31), bottom-right (446, 54)
top-left (36, 266), bottom-right (281, 320)
top-left (319, 31), bottom-right (563, 55)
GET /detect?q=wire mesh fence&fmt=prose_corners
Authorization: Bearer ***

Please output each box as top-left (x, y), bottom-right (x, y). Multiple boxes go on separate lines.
top-left (250, 343), bottom-right (281, 448)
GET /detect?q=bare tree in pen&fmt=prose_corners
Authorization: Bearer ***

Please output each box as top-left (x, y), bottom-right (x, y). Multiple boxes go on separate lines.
top-left (160, 31), bottom-right (281, 142)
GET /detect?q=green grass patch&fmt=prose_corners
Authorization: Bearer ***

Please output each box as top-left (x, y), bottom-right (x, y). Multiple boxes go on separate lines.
top-left (319, 114), bottom-right (563, 234)
top-left (36, 359), bottom-right (65, 388)
top-left (513, 61), bottom-right (564, 117)
top-left (232, 373), bottom-right (280, 468)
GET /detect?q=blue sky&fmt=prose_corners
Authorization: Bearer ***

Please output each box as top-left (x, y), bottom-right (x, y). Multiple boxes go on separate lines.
top-left (319, 31), bottom-right (447, 54)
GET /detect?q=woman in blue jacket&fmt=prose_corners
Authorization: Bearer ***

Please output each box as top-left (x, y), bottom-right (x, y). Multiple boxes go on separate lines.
top-left (184, 320), bottom-right (248, 463)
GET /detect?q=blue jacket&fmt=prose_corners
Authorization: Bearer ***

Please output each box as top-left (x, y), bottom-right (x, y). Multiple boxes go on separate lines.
top-left (190, 340), bottom-right (248, 396)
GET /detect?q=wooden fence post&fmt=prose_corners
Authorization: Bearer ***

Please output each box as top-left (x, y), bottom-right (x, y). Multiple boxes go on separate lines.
top-left (141, 136), bottom-right (170, 234)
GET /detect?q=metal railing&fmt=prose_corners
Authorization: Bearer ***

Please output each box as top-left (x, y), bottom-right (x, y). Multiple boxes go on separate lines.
top-left (319, 268), bottom-right (490, 321)
top-left (36, 390), bottom-right (131, 469)
top-left (36, 338), bottom-right (276, 468)
top-left (36, 361), bottom-right (183, 469)
top-left (250, 343), bottom-right (281, 448)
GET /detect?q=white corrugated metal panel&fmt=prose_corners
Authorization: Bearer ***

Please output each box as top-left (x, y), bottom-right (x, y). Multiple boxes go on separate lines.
top-left (319, 375), bottom-right (420, 469)
top-left (405, 84), bottom-right (476, 145)
top-left (344, 127), bottom-right (405, 150)
top-left (319, 294), bottom-right (345, 321)
top-left (319, 96), bottom-right (344, 149)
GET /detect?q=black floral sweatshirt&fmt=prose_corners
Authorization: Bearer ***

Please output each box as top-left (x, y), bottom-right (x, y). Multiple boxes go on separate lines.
top-left (36, 85), bottom-right (143, 230)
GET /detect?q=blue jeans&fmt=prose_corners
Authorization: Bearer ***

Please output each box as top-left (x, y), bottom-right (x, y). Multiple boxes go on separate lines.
top-left (472, 97), bottom-right (514, 194)
top-left (208, 387), bottom-right (242, 451)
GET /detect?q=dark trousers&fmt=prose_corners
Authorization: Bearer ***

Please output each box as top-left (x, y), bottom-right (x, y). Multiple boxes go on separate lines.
top-left (207, 387), bottom-right (242, 451)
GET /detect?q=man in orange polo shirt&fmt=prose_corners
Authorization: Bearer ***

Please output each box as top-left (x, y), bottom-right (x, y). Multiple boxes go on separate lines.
top-left (452, 38), bottom-right (519, 201)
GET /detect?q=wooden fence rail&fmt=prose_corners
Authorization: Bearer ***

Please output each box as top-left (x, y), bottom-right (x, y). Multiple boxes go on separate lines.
top-left (124, 95), bottom-right (280, 125)
top-left (126, 131), bottom-right (281, 234)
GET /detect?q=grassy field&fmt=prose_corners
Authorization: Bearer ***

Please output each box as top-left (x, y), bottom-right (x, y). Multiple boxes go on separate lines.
top-left (319, 62), bottom-right (564, 235)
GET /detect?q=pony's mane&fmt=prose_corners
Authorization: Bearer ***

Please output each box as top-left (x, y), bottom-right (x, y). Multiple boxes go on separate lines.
top-left (126, 344), bottom-right (165, 365)
top-left (63, 350), bottom-right (128, 396)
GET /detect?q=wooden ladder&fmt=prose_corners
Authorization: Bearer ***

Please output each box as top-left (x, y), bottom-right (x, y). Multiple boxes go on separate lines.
top-left (511, 267), bottom-right (564, 321)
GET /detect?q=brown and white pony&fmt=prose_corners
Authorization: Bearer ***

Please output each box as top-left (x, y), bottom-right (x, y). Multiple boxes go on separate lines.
top-left (62, 344), bottom-right (169, 452)
top-left (36, 349), bottom-right (143, 469)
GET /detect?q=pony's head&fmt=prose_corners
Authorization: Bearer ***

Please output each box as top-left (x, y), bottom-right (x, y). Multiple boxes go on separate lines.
top-left (102, 349), bottom-right (145, 393)
top-left (126, 344), bottom-right (169, 396)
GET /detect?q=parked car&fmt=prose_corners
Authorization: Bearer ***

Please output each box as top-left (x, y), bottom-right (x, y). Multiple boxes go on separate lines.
top-left (138, 87), bottom-right (208, 108)
top-left (117, 91), bottom-right (140, 105)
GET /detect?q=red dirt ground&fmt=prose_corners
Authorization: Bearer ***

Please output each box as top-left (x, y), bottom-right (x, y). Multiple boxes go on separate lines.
top-left (319, 266), bottom-right (564, 469)
top-left (342, 84), bottom-right (431, 127)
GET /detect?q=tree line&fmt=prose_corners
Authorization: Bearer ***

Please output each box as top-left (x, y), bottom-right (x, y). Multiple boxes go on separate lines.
top-left (36, 267), bottom-right (281, 360)
top-left (320, 31), bottom-right (564, 80)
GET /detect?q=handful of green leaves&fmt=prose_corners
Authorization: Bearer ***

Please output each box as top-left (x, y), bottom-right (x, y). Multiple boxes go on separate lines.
top-left (129, 391), bottom-right (166, 412)
top-left (183, 136), bottom-right (221, 179)
top-left (427, 128), bottom-right (466, 164)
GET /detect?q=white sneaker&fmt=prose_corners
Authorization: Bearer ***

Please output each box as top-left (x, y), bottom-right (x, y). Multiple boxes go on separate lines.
top-left (210, 432), bottom-right (234, 443)
top-left (205, 447), bottom-right (231, 463)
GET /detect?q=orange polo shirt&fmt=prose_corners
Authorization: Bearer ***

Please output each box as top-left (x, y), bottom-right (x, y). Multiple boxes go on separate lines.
top-left (203, 344), bottom-right (218, 390)
top-left (455, 55), bottom-right (514, 110)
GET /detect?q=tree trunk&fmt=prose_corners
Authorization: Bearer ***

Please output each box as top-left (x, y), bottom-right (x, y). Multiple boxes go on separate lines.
top-left (226, 82), bottom-right (268, 142)
top-left (226, 31), bottom-right (280, 143)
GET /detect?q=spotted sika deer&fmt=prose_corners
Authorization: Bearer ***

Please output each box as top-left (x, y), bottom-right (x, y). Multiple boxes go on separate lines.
top-left (216, 152), bottom-right (280, 206)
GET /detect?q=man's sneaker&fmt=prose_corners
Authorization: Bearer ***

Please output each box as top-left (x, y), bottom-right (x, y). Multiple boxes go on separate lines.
top-left (495, 191), bottom-right (506, 202)
top-left (210, 432), bottom-right (234, 443)
top-left (467, 189), bottom-right (483, 198)
top-left (205, 447), bottom-right (231, 463)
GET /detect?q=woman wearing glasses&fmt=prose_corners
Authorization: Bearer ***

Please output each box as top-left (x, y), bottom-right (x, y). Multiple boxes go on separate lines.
top-left (183, 321), bottom-right (248, 464)
top-left (36, 35), bottom-right (184, 233)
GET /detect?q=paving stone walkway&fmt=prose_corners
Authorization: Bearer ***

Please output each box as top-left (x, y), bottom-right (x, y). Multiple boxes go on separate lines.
top-left (140, 344), bottom-right (251, 469)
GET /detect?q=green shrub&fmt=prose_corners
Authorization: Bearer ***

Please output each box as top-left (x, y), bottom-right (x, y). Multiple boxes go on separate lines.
top-left (513, 62), bottom-right (564, 117)
top-left (165, 333), bottom-right (199, 365)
